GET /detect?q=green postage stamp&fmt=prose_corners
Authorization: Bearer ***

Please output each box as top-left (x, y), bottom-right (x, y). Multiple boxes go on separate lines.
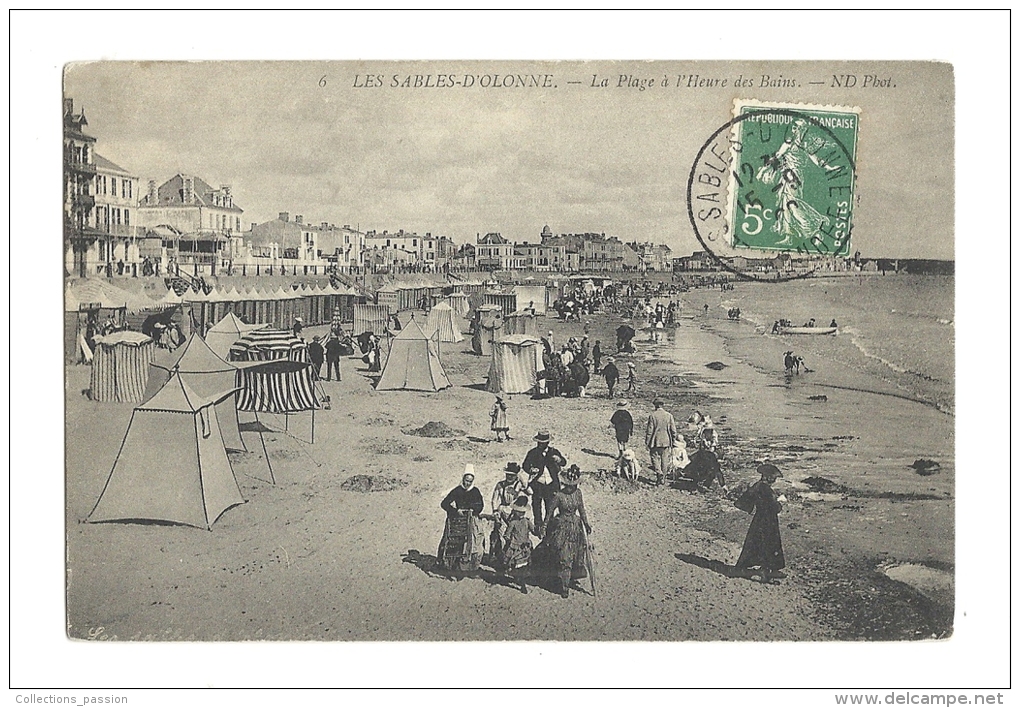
top-left (727, 100), bottom-right (860, 256)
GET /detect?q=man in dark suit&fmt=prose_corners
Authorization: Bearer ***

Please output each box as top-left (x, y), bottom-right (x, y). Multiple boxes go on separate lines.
top-left (324, 334), bottom-right (343, 382)
top-left (522, 430), bottom-right (567, 531)
top-left (307, 336), bottom-right (325, 380)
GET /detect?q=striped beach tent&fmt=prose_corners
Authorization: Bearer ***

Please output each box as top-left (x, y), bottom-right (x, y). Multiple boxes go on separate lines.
top-left (503, 308), bottom-right (546, 337)
top-left (444, 292), bottom-right (470, 318)
top-left (486, 334), bottom-right (544, 394)
top-left (229, 329), bottom-right (319, 413)
top-left (205, 311), bottom-right (268, 360)
top-left (425, 302), bottom-right (464, 343)
top-left (353, 303), bottom-right (391, 336)
top-left (90, 331), bottom-right (155, 403)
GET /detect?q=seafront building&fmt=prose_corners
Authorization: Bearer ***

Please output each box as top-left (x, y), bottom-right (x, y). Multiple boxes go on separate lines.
top-left (136, 173), bottom-right (243, 276)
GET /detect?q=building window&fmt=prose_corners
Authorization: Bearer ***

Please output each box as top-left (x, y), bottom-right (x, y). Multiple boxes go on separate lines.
top-left (124, 209), bottom-right (130, 226)
top-left (127, 181), bottom-right (132, 199)
top-left (111, 178), bottom-right (117, 195)
top-left (236, 217), bottom-right (240, 232)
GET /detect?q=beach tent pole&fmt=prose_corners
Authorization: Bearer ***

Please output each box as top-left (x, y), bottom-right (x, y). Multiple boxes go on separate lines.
top-left (285, 412), bottom-right (289, 432)
top-left (311, 408), bottom-right (315, 445)
top-left (254, 411), bottom-right (276, 485)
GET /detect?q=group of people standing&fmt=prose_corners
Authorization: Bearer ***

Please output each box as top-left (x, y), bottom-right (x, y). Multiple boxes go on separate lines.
top-left (538, 333), bottom-right (592, 398)
top-left (437, 430), bottom-right (593, 598)
top-left (609, 400), bottom-right (722, 488)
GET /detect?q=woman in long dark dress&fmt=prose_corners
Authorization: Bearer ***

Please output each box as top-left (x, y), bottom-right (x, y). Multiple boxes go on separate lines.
top-left (735, 463), bottom-right (786, 582)
top-left (534, 464), bottom-right (591, 598)
top-left (437, 469), bottom-right (485, 573)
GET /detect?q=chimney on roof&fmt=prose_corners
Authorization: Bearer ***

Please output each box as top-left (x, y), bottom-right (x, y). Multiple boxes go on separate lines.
top-left (222, 186), bottom-right (232, 208)
top-left (147, 179), bottom-right (157, 205)
top-left (279, 212), bottom-right (290, 222)
top-left (182, 175), bottom-right (194, 204)
top-left (321, 222), bottom-right (329, 230)
top-left (295, 215), bottom-right (303, 225)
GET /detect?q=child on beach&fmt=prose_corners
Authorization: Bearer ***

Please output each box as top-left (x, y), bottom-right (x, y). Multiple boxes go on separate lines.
top-left (625, 362), bottom-right (637, 393)
top-left (735, 463), bottom-right (786, 583)
top-left (500, 496), bottom-right (536, 593)
top-left (490, 395), bottom-right (511, 442)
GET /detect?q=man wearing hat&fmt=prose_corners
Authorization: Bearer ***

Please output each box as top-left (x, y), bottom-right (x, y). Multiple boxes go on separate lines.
top-left (292, 316), bottom-right (304, 338)
top-left (609, 400), bottom-right (634, 459)
top-left (645, 398), bottom-right (678, 486)
top-left (324, 332), bottom-right (343, 382)
top-left (522, 430), bottom-right (567, 531)
top-left (602, 357), bottom-right (620, 398)
top-left (307, 335), bottom-right (325, 380)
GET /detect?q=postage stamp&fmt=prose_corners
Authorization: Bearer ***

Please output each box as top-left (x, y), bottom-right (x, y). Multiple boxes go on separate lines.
top-left (727, 100), bottom-right (860, 257)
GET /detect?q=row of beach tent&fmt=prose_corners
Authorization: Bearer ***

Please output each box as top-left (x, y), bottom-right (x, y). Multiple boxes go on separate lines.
top-left (88, 315), bottom-right (324, 530)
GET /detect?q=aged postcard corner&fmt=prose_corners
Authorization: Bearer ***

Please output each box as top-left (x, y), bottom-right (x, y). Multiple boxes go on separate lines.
top-left (63, 60), bottom-right (954, 644)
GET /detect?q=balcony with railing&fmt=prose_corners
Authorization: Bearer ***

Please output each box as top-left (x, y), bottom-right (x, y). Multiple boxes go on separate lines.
top-left (66, 160), bottom-right (97, 175)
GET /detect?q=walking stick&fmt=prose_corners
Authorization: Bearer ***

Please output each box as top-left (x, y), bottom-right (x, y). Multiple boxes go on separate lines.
top-left (581, 524), bottom-right (597, 598)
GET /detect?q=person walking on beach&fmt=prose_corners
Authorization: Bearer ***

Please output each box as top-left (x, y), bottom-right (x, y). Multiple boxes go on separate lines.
top-left (602, 357), bottom-right (620, 398)
top-left (609, 400), bottom-right (634, 459)
top-left (437, 468), bottom-right (486, 573)
top-left (308, 335), bottom-right (325, 380)
top-left (499, 496), bottom-right (536, 594)
top-left (324, 334), bottom-right (343, 382)
top-left (532, 464), bottom-right (592, 598)
top-left (522, 430), bottom-right (567, 532)
top-left (625, 362), bottom-right (637, 393)
top-left (735, 464), bottom-right (786, 583)
top-left (645, 398), bottom-right (678, 486)
top-left (491, 462), bottom-right (528, 566)
top-left (490, 395), bottom-right (511, 442)
top-left (592, 340), bottom-right (603, 374)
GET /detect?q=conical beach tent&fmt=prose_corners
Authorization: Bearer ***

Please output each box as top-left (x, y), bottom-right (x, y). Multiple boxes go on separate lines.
top-left (87, 372), bottom-right (245, 529)
top-left (425, 302), bottom-right (464, 343)
top-left (486, 334), bottom-right (544, 394)
top-left (376, 319), bottom-right (451, 392)
top-left (145, 333), bottom-right (247, 452)
top-left (205, 311), bottom-right (268, 360)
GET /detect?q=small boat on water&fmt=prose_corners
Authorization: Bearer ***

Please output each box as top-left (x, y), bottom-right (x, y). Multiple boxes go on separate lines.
top-left (778, 326), bottom-right (837, 335)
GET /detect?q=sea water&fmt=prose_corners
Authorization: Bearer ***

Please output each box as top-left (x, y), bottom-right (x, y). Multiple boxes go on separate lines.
top-left (714, 275), bottom-right (955, 415)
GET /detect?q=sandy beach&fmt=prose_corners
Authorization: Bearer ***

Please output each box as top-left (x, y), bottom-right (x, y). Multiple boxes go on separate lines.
top-left (65, 279), bottom-right (954, 642)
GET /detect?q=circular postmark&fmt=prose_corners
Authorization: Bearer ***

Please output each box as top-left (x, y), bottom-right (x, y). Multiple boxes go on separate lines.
top-left (686, 105), bottom-right (858, 283)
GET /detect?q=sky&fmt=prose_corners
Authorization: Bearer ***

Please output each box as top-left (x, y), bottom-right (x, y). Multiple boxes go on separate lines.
top-left (66, 60), bottom-right (954, 259)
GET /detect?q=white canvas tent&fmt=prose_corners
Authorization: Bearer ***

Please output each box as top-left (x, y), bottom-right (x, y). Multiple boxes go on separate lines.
top-left (486, 334), bottom-right (544, 394)
top-left (205, 311), bottom-right (268, 360)
top-left (376, 319), bottom-right (451, 392)
top-left (145, 333), bottom-right (248, 452)
top-left (87, 372), bottom-right (245, 530)
top-left (513, 285), bottom-right (549, 314)
top-left (425, 302), bottom-right (464, 343)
